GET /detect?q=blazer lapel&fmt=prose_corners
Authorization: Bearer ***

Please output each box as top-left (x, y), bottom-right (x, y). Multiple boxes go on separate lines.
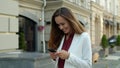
top-left (57, 34), bottom-right (79, 51)
top-left (68, 34), bottom-right (79, 52)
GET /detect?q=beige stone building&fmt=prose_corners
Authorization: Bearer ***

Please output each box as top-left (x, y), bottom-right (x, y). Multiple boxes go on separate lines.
top-left (0, 0), bottom-right (120, 52)
top-left (0, 0), bottom-right (19, 52)
top-left (90, 0), bottom-right (120, 50)
top-left (0, 0), bottom-right (43, 52)
top-left (18, 0), bottom-right (43, 52)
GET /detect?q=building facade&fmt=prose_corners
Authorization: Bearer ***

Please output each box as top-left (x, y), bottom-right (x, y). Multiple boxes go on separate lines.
top-left (0, 0), bottom-right (43, 52)
top-left (90, 0), bottom-right (120, 50)
top-left (0, 0), bottom-right (120, 52)
top-left (18, 0), bottom-right (43, 52)
top-left (0, 0), bottom-right (19, 52)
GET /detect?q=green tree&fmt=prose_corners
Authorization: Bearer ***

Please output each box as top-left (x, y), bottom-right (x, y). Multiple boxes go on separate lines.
top-left (101, 34), bottom-right (109, 50)
top-left (116, 35), bottom-right (120, 46)
top-left (19, 31), bottom-right (26, 51)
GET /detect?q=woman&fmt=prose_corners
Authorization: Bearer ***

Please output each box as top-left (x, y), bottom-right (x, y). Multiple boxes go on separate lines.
top-left (48, 7), bottom-right (92, 68)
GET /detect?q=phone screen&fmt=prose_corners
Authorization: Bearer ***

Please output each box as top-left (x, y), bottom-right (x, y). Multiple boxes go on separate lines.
top-left (48, 49), bottom-right (56, 52)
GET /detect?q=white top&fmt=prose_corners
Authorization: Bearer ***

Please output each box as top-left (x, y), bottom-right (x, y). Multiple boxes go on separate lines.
top-left (54, 32), bottom-right (92, 68)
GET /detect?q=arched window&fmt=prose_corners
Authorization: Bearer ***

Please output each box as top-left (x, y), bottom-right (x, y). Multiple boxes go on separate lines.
top-left (18, 15), bottom-right (37, 52)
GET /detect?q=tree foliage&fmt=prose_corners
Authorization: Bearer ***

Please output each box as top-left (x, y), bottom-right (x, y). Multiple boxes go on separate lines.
top-left (116, 35), bottom-right (120, 46)
top-left (101, 34), bottom-right (109, 49)
top-left (19, 31), bottom-right (26, 51)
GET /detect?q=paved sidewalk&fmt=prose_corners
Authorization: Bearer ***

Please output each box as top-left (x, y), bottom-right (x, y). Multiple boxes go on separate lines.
top-left (111, 51), bottom-right (120, 56)
top-left (104, 55), bottom-right (120, 60)
top-left (93, 59), bottom-right (120, 68)
top-left (104, 51), bottom-right (120, 60)
top-left (0, 52), bottom-right (55, 68)
top-left (93, 51), bottom-right (120, 68)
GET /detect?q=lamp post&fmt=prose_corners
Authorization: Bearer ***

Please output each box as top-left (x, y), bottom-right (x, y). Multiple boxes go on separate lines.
top-left (113, 0), bottom-right (117, 35)
top-left (113, 0), bottom-right (117, 52)
top-left (42, 0), bottom-right (46, 53)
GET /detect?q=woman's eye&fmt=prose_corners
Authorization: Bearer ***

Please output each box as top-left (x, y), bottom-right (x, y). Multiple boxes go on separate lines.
top-left (56, 23), bottom-right (65, 27)
top-left (61, 23), bottom-right (65, 25)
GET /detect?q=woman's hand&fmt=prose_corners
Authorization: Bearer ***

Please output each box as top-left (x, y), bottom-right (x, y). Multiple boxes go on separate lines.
top-left (49, 52), bottom-right (57, 60)
top-left (56, 50), bottom-right (70, 60)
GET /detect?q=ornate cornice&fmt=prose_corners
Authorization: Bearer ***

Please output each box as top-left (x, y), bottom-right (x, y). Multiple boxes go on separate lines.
top-left (103, 10), bottom-right (113, 19)
top-left (91, 1), bottom-right (103, 12)
top-left (19, 0), bottom-right (43, 10)
top-left (63, 0), bottom-right (91, 16)
top-left (46, 0), bottom-right (91, 17)
top-left (45, 1), bottom-right (62, 10)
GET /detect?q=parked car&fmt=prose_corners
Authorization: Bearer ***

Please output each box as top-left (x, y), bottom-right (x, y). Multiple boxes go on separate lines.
top-left (108, 35), bottom-right (117, 46)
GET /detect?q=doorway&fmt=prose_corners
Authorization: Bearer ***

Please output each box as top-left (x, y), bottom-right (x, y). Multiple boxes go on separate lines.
top-left (19, 15), bottom-right (37, 52)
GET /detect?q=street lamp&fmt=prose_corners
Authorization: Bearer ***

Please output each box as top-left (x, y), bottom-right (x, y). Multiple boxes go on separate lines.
top-left (113, 0), bottom-right (117, 35)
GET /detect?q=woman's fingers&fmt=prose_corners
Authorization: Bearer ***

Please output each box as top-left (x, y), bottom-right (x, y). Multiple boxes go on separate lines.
top-left (55, 50), bottom-right (69, 59)
top-left (49, 50), bottom-right (70, 60)
top-left (49, 52), bottom-right (57, 60)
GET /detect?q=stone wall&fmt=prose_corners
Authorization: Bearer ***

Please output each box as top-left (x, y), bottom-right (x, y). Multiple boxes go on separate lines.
top-left (0, 0), bottom-right (19, 51)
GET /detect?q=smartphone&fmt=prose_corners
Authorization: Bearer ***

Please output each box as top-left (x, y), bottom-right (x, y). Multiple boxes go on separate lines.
top-left (48, 49), bottom-right (56, 52)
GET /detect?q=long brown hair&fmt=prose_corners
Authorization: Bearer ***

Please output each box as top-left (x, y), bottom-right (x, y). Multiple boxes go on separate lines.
top-left (48, 7), bottom-right (86, 50)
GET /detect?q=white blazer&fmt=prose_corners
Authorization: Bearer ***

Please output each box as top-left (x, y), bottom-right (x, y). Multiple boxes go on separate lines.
top-left (54, 32), bottom-right (92, 68)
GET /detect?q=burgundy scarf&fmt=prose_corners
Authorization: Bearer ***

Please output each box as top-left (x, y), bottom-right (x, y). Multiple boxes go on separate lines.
top-left (58, 33), bottom-right (74, 68)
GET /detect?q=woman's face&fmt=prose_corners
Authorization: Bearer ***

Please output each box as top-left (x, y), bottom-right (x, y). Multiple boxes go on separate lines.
top-left (55, 16), bottom-right (72, 34)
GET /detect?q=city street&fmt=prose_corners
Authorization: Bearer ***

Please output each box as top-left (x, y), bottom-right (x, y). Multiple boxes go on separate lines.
top-left (93, 51), bottom-right (120, 68)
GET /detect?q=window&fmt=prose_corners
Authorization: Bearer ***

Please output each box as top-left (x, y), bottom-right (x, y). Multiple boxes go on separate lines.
top-left (96, 0), bottom-right (100, 4)
top-left (81, 0), bottom-right (86, 8)
top-left (109, 2), bottom-right (112, 13)
top-left (105, 0), bottom-right (107, 10)
top-left (69, 0), bottom-right (74, 2)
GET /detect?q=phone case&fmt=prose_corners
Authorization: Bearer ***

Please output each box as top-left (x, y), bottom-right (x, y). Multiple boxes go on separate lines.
top-left (48, 49), bottom-right (56, 52)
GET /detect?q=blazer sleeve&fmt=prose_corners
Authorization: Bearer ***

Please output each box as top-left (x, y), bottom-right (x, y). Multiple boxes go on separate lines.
top-left (66, 33), bottom-right (92, 68)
